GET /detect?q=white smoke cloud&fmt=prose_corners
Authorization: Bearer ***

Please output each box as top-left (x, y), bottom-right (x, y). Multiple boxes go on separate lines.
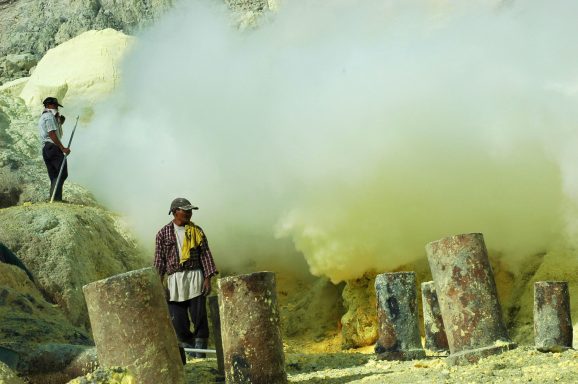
top-left (73, 0), bottom-right (578, 282)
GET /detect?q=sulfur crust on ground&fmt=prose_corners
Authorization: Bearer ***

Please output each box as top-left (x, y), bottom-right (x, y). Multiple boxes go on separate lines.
top-left (66, 367), bottom-right (135, 384)
top-left (183, 347), bottom-right (578, 384)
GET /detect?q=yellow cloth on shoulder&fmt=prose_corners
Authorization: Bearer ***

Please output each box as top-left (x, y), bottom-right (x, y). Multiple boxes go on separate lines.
top-left (180, 223), bottom-right (203, 264)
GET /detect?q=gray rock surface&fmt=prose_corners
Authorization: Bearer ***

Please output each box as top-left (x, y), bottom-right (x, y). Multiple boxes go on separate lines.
top-left (0, 262), bottom-right (92, 360)
top-left (0, 204), bottom-right (147, 328)
top-left (0, 0), bottom-right (174, 84)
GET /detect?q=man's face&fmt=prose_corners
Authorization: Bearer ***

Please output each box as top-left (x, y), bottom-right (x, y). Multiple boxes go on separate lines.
top-left (46, 103), bottom-right (58, 110)
top-left (174, 208), bottom-right (192, 223)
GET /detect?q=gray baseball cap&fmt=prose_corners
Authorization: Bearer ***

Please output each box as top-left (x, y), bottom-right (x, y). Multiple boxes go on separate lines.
top-left (168, 197), bottom-right (199, 214)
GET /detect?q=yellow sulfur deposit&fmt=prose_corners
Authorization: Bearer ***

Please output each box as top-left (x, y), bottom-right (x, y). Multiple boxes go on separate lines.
top-left (67, 367), bottom-right (135, 384)
top-left (18, 29), bottom-right (134, 118)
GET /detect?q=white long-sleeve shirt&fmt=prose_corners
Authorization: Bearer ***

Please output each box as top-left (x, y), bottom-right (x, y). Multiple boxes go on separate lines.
top-left (38, 109), bottom-right (62, 145)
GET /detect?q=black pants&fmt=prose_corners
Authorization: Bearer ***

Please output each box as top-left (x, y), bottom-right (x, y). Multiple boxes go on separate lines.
top-left (168, 294), bottom-right (209, 344)
top-left (42, 142), bottom-right (67, 201)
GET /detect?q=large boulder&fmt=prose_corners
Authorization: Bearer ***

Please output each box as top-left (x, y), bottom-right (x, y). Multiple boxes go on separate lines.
top-left (0, 204), bottom-right (147, 328)
top-left (19, 29), bottom-right (135, 115)
top-left (0, 262), bottom-right (91, 348)
top-left (0, 259), bottom-right (96, 383)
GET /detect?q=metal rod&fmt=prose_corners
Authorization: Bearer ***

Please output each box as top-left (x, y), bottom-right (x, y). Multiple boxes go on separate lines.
top-left (183, 348), bottom-right (217, 354)
top-left (50, 115), bottom-right (79, 203)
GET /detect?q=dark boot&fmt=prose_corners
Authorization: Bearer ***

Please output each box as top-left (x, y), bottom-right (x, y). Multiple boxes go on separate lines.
top-left (194, 338), bottom-right (208, 358)
top-left (178, 346), bottom-right (186, 365)
top-left (179, 341), bottom-right (195, 361)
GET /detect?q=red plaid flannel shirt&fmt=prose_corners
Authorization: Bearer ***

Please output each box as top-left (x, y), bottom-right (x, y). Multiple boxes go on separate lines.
top-left (154, 221), bottom-right (218, 278)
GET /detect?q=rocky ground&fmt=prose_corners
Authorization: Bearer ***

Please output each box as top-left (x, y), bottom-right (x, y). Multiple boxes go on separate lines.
top-left (181, 346), bottom-right (578, 383)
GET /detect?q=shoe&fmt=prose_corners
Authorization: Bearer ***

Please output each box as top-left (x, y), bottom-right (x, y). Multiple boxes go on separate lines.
top-left (194, 338), bottom-right (208, 358)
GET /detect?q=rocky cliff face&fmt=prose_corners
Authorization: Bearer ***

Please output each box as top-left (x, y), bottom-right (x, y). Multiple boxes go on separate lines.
top-left (0, 0), bottom-right (173, 84)
top-left (0, 0), bottom-right (274, 84)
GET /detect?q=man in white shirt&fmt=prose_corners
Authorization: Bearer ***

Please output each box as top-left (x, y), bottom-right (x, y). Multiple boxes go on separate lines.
top-left (154, 197), bottom-right (218, 360)
top-left (38, 97), bottom-right (70, 201)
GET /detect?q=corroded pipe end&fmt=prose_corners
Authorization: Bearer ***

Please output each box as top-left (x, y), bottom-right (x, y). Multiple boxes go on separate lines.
top-left (534, 281), bottom-right (573, 352)
top-left (218, 271), bottom-right (287, 384)
top-left (374, 271), bottom-right (423, 358)
top-left (425, 233), bottom-right (485, 257)
top-left (425, 232), bottom-right (511, 355)
top-left (421, 281), bottom-right (449, 353)
top-left (447, 342), bottom-right (517, 366)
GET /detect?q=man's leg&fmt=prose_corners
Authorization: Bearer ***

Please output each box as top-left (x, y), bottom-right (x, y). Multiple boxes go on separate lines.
top-left (42, 144), bottom-right (58, 199)
top-left (42, 143), bottom-right (66, 201)
top-left (53, 159), bottom-right (68, 201)
top-left (168, 300), bottom-right (195, 346)
top-left (189, 294), bottom-right (209, 357)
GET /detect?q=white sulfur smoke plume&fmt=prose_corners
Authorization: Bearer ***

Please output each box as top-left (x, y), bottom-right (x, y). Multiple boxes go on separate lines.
top-left (73, 0), bottom-right (578, 282)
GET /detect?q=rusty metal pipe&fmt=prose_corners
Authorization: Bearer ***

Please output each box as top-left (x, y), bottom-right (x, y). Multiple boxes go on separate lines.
top-left (218, 271), bottom-right (287, 384)
top-left (374, 272), bottom-right (425, 361)
top-left (208, 295), bottom-right (225, 376)
top-left (83, 267), bottom-right (184, 384)
top-left (426, 233), bottom-right (516, 365)
top-left (421, 281), bottom-right (449, 354)
top-left (534, 281), bottom-right (573, 352)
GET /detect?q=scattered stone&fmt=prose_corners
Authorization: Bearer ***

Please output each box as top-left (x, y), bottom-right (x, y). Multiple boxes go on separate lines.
top-left (67, 366), bottom-right (135, 384)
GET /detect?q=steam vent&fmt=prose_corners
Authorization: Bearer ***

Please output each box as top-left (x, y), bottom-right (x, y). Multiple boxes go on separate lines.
top-left (1, 0), bottom-right (578, 383)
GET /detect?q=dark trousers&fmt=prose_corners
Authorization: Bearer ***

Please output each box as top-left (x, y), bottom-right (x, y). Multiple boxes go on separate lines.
top-left (42, 142), bottom-right (67, 201)
top-left (168, 294), bottom-right (209, 344)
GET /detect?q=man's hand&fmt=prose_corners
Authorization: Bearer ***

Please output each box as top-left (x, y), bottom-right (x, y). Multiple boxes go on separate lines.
top-left (47, 131), bottom-right (71, 155)
top-left (164, 287), bottom-right (170, 301)
top-left (202, 277), bottom-right (211, 296)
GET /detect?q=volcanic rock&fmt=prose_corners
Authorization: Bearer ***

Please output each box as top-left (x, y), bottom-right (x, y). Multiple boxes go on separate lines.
top-left (0, 0), bottom-right (173, 84)
top-left (0, 204), bottom-right (146, 328)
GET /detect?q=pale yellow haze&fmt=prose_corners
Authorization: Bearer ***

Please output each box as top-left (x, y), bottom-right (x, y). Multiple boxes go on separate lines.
top-left (19, 1), bottom-right (578, 289)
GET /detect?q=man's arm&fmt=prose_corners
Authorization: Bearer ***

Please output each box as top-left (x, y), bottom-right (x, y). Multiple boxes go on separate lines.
top-left (198, 230), bottom-right (218, 295)
top-left (47, 131), bottom-right (71, 155)
top-left (154, 231), bottom-right (167, 278)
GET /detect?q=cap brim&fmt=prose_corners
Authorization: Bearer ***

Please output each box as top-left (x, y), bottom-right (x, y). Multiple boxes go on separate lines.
top-left (179, 205), bottom-right (198, 211)
top-left (168, 205), bottom-right (199, 214)
top-left (57, 103), bottom-right (63, 107)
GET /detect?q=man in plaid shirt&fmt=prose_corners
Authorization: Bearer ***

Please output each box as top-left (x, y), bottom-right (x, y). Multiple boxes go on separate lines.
top-left (154, 197), bottom-right (218, 359)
